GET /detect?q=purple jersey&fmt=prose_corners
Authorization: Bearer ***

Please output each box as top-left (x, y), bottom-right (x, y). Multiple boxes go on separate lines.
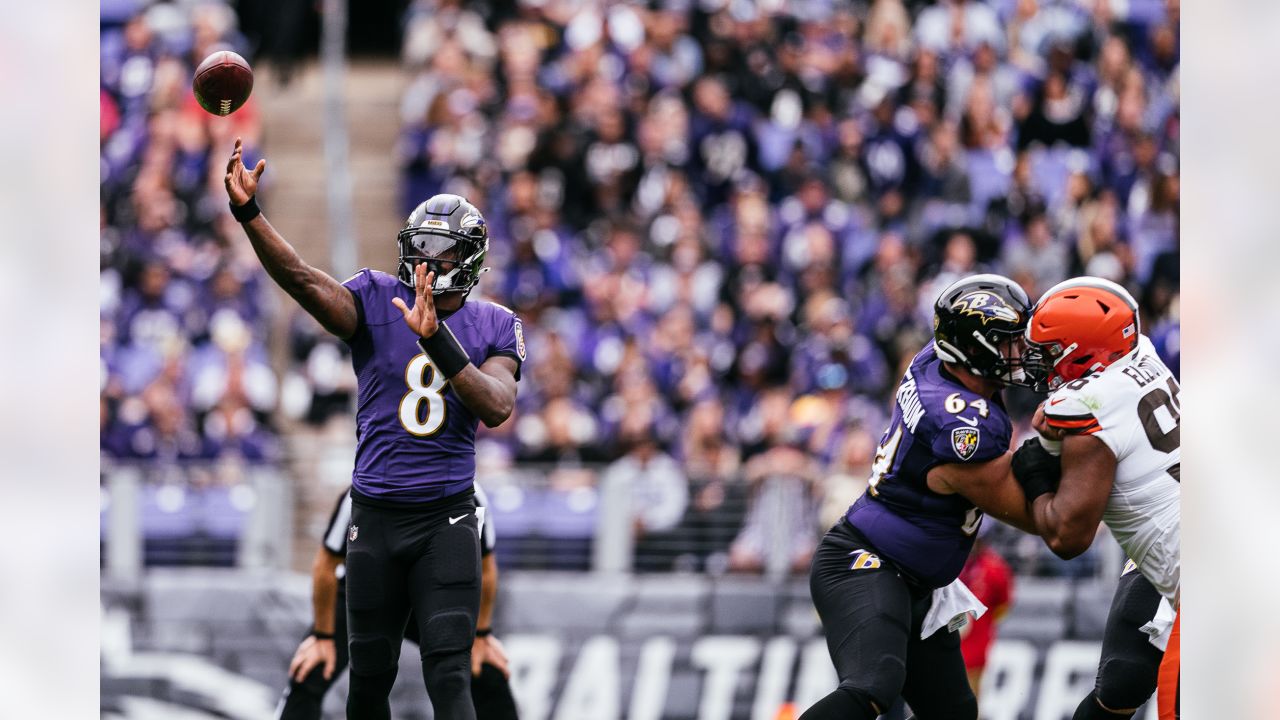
top-left (845, 343), bottom-right (1012, 588)
top-left (342, 269), bottom-right (525, 502)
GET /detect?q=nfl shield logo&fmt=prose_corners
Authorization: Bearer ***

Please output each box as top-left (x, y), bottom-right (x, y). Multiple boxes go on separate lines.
top-left (348, 525), bottom-right (358, 542)
top-left (951, 427), bottom-right (980, 460)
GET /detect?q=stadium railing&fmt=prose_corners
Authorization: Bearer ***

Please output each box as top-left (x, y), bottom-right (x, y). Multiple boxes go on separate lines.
top-left (102, 453), bottom-right (1123, 582)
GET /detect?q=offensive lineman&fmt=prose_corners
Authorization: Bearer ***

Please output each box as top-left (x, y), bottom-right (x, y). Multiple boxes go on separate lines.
top-left (1011, 278), bottom-right (1180, 719)
top-left (225, 140), bottom-right (525, 720)
top-left (801, 274), bottom-right (1048, 720)
top-left (276, 483), bottom-right (518, 719)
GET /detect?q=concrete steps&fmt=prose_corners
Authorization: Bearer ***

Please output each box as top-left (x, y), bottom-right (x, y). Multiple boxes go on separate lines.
top-left (253, 58), bottom-right (405, 570)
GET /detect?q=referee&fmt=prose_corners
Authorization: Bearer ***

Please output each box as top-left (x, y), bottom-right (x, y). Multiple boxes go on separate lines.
top-left (276, 484), bottom-right (518, 720)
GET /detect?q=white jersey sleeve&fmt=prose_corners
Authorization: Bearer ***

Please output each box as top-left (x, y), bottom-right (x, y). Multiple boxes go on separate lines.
top-left (474, 482), bottom-right (497, 556)
top-left (1043, 335), bottom-right (1181, 601)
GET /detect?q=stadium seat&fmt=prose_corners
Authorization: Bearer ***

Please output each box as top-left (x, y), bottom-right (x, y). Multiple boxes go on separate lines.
top-left (709, 579), bottom-right (782, 634)
top-left (499, 573), bottom-right (632, 632)
top-left (1071, 579), bottom-right (1119, 638)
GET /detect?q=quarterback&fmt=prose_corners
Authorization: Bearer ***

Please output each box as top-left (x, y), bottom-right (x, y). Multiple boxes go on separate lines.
top-left (225, 139), bottom-right (524, 720)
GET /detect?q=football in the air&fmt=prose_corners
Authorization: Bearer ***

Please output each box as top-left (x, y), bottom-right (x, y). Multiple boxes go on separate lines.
top-left (192, 50), bottom-right (253, 116)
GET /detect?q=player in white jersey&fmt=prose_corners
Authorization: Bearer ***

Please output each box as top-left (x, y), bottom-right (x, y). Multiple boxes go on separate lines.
top-left (1010, 277), bottom-right (1180, 720)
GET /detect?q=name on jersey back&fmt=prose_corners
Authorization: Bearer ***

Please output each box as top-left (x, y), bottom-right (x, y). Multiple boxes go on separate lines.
top-left (896, 368), bottom-right (926, 433)
top-left (1121, 353), bottom-right (1165, 388)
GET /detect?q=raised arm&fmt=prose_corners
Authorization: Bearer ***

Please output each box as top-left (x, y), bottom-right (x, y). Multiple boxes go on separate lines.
top-left (224, 138), bottom-right (359, 339)
top-left (927, 452), bottom-right (1039, 534)
top-left (392, 262), bottom-right (518, 428)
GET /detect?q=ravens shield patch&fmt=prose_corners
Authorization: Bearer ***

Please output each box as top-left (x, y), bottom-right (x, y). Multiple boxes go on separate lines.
top-left (951, 427), bottom-right (980, 460)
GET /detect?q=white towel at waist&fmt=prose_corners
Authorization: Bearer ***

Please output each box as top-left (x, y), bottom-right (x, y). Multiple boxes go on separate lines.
top-left (1140, 597), bottom-right (1177, 652)
top-left (921, 578), bottom-right (988, 640)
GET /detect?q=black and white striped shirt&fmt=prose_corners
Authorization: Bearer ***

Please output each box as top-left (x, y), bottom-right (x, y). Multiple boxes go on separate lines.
top-left (322, 484), bottom-right (496, 578)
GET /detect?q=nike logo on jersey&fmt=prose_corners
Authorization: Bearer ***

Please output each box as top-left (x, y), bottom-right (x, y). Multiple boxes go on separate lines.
top-left (955, 415), bottom-right (979, 427)
top-left (1049, 397), bottom-right (1067, 406)
top-left (449, 515), bottom-right (467, 525)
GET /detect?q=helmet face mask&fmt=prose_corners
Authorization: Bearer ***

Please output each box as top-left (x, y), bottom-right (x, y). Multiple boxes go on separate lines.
top-left (932, 274), bottom-right (1034, 387)
top-left (1020, 335), bottom-right (1074, 392)
top-left (397, 194), bottom-right (489, 296)
top-left (1021, 277), bottom-right (1140, 392)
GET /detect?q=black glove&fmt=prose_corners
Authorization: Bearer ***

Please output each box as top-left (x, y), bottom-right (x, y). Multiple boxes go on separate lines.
top-left (1011, 437), bottom-right (1062, 503)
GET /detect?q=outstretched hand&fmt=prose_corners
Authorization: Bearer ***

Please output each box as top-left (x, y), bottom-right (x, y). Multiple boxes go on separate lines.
top-left (225, 137), bottom-right (266, 206)
top-left (391, 262), bottom-right (440, 338)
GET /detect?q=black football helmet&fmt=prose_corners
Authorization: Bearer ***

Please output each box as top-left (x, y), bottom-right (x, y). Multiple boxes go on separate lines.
top-left (932, 273), bottom-right (1034, 386)
top-left (397, 194), bottom-right (489, 295)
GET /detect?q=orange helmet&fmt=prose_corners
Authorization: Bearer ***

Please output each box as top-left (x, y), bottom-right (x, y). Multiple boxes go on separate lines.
top-left (1023, 277), bottom-right (1140, 391)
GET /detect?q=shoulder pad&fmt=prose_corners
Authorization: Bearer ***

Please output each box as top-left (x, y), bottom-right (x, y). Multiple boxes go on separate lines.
top-left (367, 270), bottom-right (400, 287)
top-left (1043, 390), bottom-right (1102, 436)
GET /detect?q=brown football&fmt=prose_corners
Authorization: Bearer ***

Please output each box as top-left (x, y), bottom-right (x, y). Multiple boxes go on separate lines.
top-left (192, 50), bottom-right (253, 116)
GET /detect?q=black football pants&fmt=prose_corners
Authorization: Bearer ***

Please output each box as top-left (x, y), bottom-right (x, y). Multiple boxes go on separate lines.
top-left (344, 489), bottom-right (483, 720)
top-left (800, 520), bottom-right (977, 720)
top-left (1073, 568), bottom-right (1165, 718)
top-left (276, 580), bottom-right (518, 720)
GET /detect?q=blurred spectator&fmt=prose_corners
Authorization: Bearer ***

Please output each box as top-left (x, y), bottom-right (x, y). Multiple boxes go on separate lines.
top-left (959, 524), bottom-right (1015, 701)
top-left (101, 4), bottom-right (272, 468)
top-left (728, 433), bottom-right (822, 576)
top-left (598, 417), bottom-right (689, 572)
top-left (1003, 209), bottom-right (1070, 299)
top-left (667, 398), bottom-right (747, 574)
top-left (281, 313), bottom-right (357, 428)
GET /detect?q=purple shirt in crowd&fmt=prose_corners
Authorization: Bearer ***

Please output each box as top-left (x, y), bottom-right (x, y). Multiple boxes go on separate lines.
top-left (342, 269), bottom-right (525, 503)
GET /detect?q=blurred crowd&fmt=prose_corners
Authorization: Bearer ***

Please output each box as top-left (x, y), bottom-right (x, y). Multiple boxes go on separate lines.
top-left (99, 0), bottom-right (1179, 575)
top-left (389, 0), bottom-right (1180, 573)
top-left (99, 1), bottom-right (278, 471)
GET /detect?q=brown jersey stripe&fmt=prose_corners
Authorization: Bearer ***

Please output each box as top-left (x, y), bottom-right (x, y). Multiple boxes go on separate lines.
top-left (1046, 414), bottom-right (1100, 428)
top-left (1046, 413), bottom-right (1102, 435)
top-left (1057, 420), bottom-right (1102, 435)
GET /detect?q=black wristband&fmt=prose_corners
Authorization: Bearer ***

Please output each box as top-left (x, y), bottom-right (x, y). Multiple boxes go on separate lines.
top-left (310, 628), bottom-right (334, 640)
top-left (475, 628), bottom-right (492, 638)
top-left (1018, 472), bottom-right (1055, 504)
top-left (230, 195), bottom-right (261, 223)
top-left (1011, 438), bottom-right (1061, 503)
top-left (417, 322), bottom-right (470, 378)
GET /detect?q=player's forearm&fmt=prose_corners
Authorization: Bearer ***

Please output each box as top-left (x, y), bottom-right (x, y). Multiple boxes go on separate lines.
top-left (941, 455), bottom-right (1040, 534)
top-left (1031, 494), bottom-right (1094, 559)
top-left (448, 364), bottom-right (516, 428)
top-left (239, 215), bottom-right (357, 338)
top-left (310, 560), bottom-right (340, 634)
top-left (477, 554), bottom-right (498, 630)
top-left (990, 464), bottom-right (1042, 534)
top-left (975, 487), bottom-right (1039, 535)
